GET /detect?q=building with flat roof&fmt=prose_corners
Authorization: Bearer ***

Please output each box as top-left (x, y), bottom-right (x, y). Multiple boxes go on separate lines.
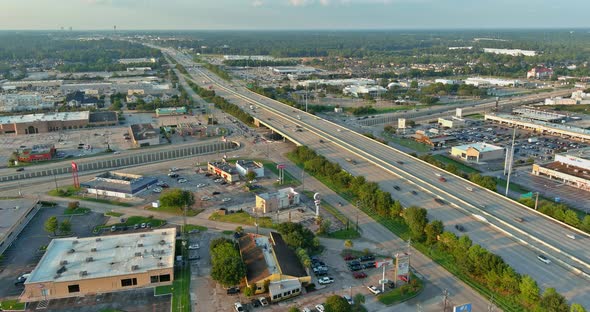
top-left (0, 199), bottom-right (41, 256)
top-left (0, 94), bottom-right (55, 112)
top-left (207, 161), bottom-right (239, 183)
top-left (129, 123), bottom-right (160, 147)
top-left (512, 107), bottom-right (567, 123)
top-left (270, 66), bottom-right (317, 75)
top-left (81, 171), bottom-right (158, 198)
top-left (527, 67), bottom-right (554, 79)
top-left (155, 107), bottom-right (187, 117)
top-left (20, 228), bottom-right (175, 302)
top-left (342, 85), bottom-right (387, 97)
top-left (237, 232), bottom-right (310, 300)
top-left (532, 147), bottom-right (590, 192)
top-left (451, 142), bottom-right (505, 163)
top-left (438, 117), bottom-right (466, 129)
top-left (255, 187), bottom-right (300, 214)
top-left (465, 77), bottom-right (520, 87)
top-left (235, 160), bottom-right (264, 178)
top-left (483, 48), bottom-right (537, 56)
top-left (0, 111), bottom-right (117, 135)
top-left (298, 78), bottom-right (376, 88)
top-left (17, 144), bottom-right (56, 162)
top-left (485, 113), bottom-right (590, 142)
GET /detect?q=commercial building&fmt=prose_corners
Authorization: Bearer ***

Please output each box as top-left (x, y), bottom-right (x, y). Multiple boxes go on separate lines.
top-left (207, 161), bottom-right (240, 183)
top-left (483, 48), bottom-right (537, 56)
top-left (129, 124), bottom-right (160, 147)
top-left (237, 232), bottom-right (310, 301)
top-left (544, 97), bottom-right (577, 105)
top-left (512, 108), bottom-right (567, 123)
top-left (255, 187), bottom-right (300, 214)
top-left (223, 55), bottom-right (275, 61)
top-left (485, 113), bottom-right (590, 142)
top-left (0, 199), bottom-right (41, 256)
top-left (81, 171), bottom-right (158, 198)
top-left (17, 144), bottom-right (57, 162)
top-left (465, 77), bottom-right (520, 87)
top-left (438, 117), bottom-right (466, 128)
top-left (527, 67), bottom-right (554, 79)
top-left (0, 111), bottom-right (117, 135)
top-left (434, 79), bottom-right (463, 85)
top-left (235, 160), bottom-right (265, 178)
top-left (298, 78), bottom-right (376, 88)
top-left (412, 130), bottom-right (456, 147)
top-left (532, 147), bottom-right (590, 191)
top-left (20, 228), bottom-right (175, 302)
top-left (451, 142), bottom-right (505, 163)
top-left (0, 94), bottom-right (55, 112)
top-left (117, 58), bottom-right (157, 64)
top-left (342, 85), bottom-right (387, 97)
top-left (155, 107), bottom-right (187, 117)
top-left (270, 66), bottom-right (317, 75)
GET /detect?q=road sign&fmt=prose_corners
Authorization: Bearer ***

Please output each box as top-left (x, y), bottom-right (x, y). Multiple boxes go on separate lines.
top-left (277, 164), bottom-right (286, 169)
top-left (375, 259), bottom-right (393, 268)
top-left (453, 303), bottom-right (472, 312)
top-left (520, 192), bottom-right (533, 199)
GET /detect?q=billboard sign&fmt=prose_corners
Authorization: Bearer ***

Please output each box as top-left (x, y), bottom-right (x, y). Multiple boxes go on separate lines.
top-left (277, 164), bottom-right (286, 169)
top-left (375, 259), bottom-right (393, 268)
top-left (453, 303), bottom-right (472, 312)
top-left (395, 252), bottom-right (410, 278)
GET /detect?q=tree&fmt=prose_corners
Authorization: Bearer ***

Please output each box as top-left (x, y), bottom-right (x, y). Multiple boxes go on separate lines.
top-left (288, 308), bottom-right (301, 312)
top-left (67, 201), bottom-right (79, 210)
top-left (571, 303), bottom-right (587, 312)
top-left (44, 216), bottom-right (59, 236)
top-left (159, 188), bottom-right (195, 210)
top-left (402, 206), bottom-right (428, 241)
top-left (519, 275), bottom-right (540, 307)
top-left (424, 220), bottom-right (444, 245)
top-left (244, 285), bottom-right (255, 297)
top-left (563, 210), bottom-right (580, 227)
top-left (318, 219), bottom-right (331, 235)
top-left (210, 241), bottom-right (246, 287)
top-left (324, 295), bottom-right (352, 312)
top-left (59, 220), bottom-right (72, 234)
top-left (245, 171), bottom-right (257, 182)
top-left (540, 288), bottom-right (569, 312)
top-left (344, 239), bottom-right (354, 249)
top-left (235, 226), bottom-right (243, 234)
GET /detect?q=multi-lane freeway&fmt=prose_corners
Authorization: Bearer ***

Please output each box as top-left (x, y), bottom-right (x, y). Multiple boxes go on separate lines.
top-left (165, 48), bottom-right (590, 306)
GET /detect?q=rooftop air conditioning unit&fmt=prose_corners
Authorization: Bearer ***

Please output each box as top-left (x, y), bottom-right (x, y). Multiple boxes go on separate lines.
top-left (60, 260), bottom-right (68, 265)
top-left (135, 252), bottom-right (142, 257)
top-left (85, 257), bottom-right (93, 262)
top-left (79, 271), bottom-right (88, 277)
top-left (131, 265), bottom-right (139, 271)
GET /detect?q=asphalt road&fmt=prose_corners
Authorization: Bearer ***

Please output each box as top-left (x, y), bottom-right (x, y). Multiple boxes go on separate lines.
top-left (166, 49), bottom-right (590, 307)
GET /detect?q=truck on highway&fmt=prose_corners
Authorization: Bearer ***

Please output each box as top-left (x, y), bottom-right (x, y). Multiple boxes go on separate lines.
top-left (250, 105), bottom-right (254, 110)
top-left (528, 137), bottom-right (538, 143)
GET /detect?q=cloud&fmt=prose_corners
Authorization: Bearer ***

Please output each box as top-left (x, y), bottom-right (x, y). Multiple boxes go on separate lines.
top-left (252, 0), bottom-right (264, 6)
top-left (288, 0), bottom-right (396, 6)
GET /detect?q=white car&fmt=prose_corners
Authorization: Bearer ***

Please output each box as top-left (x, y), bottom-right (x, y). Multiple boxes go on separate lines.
top-left (302, 308), bottom-right (312, 312)
top-left (343, 295), bottom-right (354, 305)
top-left (367, 285), bottom-right (382, 295)
top-left (318, 277), bottom-right (334, 285)
top-left (537, 254), bottom-right (551, 264)
top-left (152, 187), bottom-right (162, 193)
top-left (197, 183), bottom-right (207, 188)
top-left (177, 178), bottom-right (188, 183)
top-left (315, 304), bottom-right (325, 312)
top-left (258, 297), bottom-right (269, 306)
top-left (169, 167), bottom-right (179, 172)
top-left (188, 244), bottom-right (199, 250)
top-left (222, 198), bottom-right (232, 202)
top-left (234, 302), bottom-right (244, 312)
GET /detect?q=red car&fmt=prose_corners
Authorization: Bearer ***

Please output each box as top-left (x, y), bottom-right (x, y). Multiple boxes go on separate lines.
top-left (343, 255), bottom-right (355, 261)
top-left (438, 177), bottom-right (447, 182)
top-left (353, 272), bottom-right (367, 279)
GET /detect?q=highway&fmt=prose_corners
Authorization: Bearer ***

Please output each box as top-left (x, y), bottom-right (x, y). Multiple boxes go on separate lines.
top-left (163, 48), bottom-right (590, 305)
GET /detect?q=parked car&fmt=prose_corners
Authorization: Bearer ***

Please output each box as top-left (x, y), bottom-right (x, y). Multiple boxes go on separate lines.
top-left (343, 295), bottom-right (354, 305)
top-left (234, 302), bottom-right (244, 312)
top-left (188, 244), bottom-right (199, 250)
top-left (367, 285), bottom-right (382, 295)
top-left (343, 255), bottom-right (355, 261)
top-left (177, 178), bottom-right (188, 183)
top-left (258, 297), bottom-right (269, 306)
top-left (318, 277), bottom-right (334, 285)
top-left (169, 167), bottom-right (179, 172)
top-left (360, 255), bottom-right (375, 262)
top-left (353, 272), bottom-right (367, 279)
top-left (14, 273), bottom-right (30, 286)
top-left (315, 304), bottom-right (325, 312)
top-left (226, 287), bottom-right (239, 295)
top-left (454, 224), bottom-right (465, 232)
top-left (250, 299), bottom-right (261, 308)
top-left (168, 173), bottom-right (179, 178)
top-left (222, 198), bottom-right (232, 202)
top-left (362, 262), bottom-right (374, 269)
top-left (212, 191), bottom-right (221, 195)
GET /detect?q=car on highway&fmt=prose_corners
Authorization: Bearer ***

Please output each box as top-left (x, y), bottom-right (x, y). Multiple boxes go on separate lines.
top-left (438, 177), bottom-right (447, 182)
top-left (455, 224), bottom-right (465, 232)
top-left (188, 244), bottom-right (199, 250)
top-left (393, 185), bottom-right (401, 191)
top-left (318, 276), bottom-right (334, 285)
top-left (367, 285), bottom-right (382, 295)
top-left (411, 190), bottom-right (418, 195)
top-left (15, 167), bottom-right (24, 172)
top-left (434, 198), bottom-right (445, 205)
top-left (537, 254), bottom-right (551, 264)
top-left (514, 217), bottom-right (524, 223)
top-left (222, 197), bottom-right (231, 202)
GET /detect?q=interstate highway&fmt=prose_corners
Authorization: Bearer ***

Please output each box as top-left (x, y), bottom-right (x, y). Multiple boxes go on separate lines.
top-left (167, 50), bottom-right (590, 303)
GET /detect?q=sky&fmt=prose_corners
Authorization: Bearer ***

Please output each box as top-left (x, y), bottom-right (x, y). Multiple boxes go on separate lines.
top-left (0, 0), bottom-right (589, 30)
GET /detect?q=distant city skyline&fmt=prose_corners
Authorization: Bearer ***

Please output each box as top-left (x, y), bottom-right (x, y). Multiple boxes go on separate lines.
top-left (1, 0), bottom-right (589, 30)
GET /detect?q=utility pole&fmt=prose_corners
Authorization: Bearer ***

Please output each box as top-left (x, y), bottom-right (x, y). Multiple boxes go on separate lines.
top-left (534, 192), bottom-right (539, 210)
top-left (442, 289), bottom-right (450, 312)
top-left (54, 175), bottom-right (59, 191)
top-left (301, 171), bottom-right (305, 192)
top-left (505, 126), bottom-right (517, 197)
top-left (488, 294), bottom-right (496, 312)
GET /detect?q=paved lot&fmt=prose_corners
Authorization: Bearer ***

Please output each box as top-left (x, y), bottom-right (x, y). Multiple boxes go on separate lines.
top-left (25, 288), bottom-right (170, 312)
top-left (0, 206), bottom-right (106, 299)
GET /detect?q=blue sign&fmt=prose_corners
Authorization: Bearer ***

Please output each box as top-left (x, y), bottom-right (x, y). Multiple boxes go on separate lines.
top-left (453, 303), bottom-right (472, 312)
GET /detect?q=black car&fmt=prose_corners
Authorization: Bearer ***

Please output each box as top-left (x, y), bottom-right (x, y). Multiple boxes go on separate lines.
top-left (455, 224), bottom-right (465, 232)
top-left (360, 255), bottom-right (375, 262)
top-left (251, 299), bottom-right (261, 308)
top-left (362, 263), bottom-right (374, 269)
top-left (411, 190), bottom-right (418, 195)
top-left (348, 260), bottom-right (360, 267)
top-left (387, 281), bottom-right (396, 289)
top-left (212, 191), bottom-right (221, 195)
top-left (349, 265), bottom-right (362, 271)
top-left (15, 167), bottom-right (24, 172)
top-left (393, 185), bottom-right (401, 191)
top-left (227, 287), bottom-right (240, 295)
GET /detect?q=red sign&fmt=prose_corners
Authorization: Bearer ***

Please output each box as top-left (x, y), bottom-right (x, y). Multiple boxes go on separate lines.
top-left (277, 164), bottom-right (286, 169)
top-left (71, 162), bottom-right (78, 171)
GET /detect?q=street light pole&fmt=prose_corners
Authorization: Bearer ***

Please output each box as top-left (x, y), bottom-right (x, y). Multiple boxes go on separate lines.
top-left (534, 192), bottom-right (539, 210)
top-left (505, 126), bottom-right (517, 197)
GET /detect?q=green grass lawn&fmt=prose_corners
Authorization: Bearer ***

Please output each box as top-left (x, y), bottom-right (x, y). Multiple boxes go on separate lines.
top-left (495, 177), bottom-right (530, 194)
top-left (432, 154), bottom-right (480, 174)
top-left (149, 205), bottom-right (202, 217)
top-left (64, 207), bottom-right (90, 215)
top-left (209, 211), bottom-right (274, 228)
top-left (0, 299), bottom-right (25, 310)
top-left (326, 228), bottom-right (360, 239)
top-left (99, 216), bottom-right (166, 230)
top-left (464, 113), bottom-right (485, 119)
top-left (183, 224), bottom-right (208, 233)
top-left (386, 136), bottom-right (431, 153)
top-left (155, 284), bottom-right (173, 296)
top-left (378, 272), bottom-right (423, 305)
top-left (171, 264), bottom-right (191, 312)
top-left (105, 211), bottom-right (124, 217)
top-left (222, 230), bottom-right (234, 235)
top-left (262, 161), bottom-right (301, 186)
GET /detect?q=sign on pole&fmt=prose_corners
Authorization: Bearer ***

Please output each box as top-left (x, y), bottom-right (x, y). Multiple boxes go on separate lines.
top-left (395, 252), bottom-right (410, 281)
top-left (453, 303), bottom-right (472, 312)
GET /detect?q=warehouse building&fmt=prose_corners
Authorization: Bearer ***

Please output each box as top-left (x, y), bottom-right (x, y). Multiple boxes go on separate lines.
top-left (0, 111), bottom-right (117, 135)
top-left (0, 199), bottom-right (41, 256)
top-left (129, 123), bottom-right (160, 147)
top-left (237, 232), bottom-right (310, 301)
top-left (532, 147), bottom-right (590, 191)
top-left (255, 187), bottom-right (300, 214)
top-left (485, 113), bottom-right (590, 142)
top-left (451, 142), bottom-right (505, 163)
top-left (81, 171), bottom-right (158, 198)
top-left (20, 228), bottom-right (175, 302)
top-left (235, 160), bottom-right (265, 178)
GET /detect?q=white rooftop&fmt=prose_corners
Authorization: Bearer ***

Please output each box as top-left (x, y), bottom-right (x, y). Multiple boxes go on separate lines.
top-left (26, 228), bottom-right (176, 284)
top-left (0, 199), bottom-right (38, 241)
top-left (255, 236), bottom-right (279, 276)
top-left (0, 111), bottom-right (89, 124)
top-left (454, 142), bottom-right (504, 153)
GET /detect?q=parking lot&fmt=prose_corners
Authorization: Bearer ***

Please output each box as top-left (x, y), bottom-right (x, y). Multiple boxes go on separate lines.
top-left (0, 205), bottom-right (106, 299)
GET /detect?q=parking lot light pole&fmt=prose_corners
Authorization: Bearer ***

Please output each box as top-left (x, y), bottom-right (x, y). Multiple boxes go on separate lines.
top-left (534, 192), bottom-right (539, 210)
